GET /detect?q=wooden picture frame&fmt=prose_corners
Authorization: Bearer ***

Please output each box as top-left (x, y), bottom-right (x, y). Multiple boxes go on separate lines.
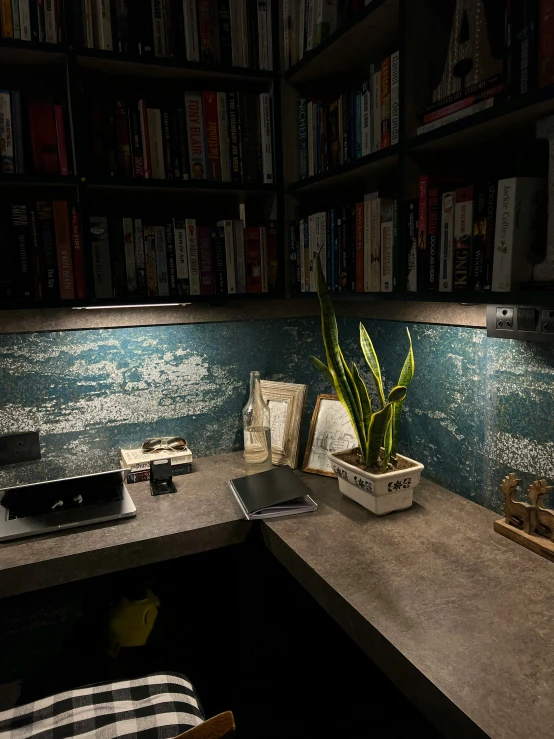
top-left (302, 394), bottom-right (357, 477)
top-left (260, 380), bottom-right (307, 469)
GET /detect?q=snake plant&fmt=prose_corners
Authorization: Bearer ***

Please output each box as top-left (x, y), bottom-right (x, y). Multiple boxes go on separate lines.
top-left (311, 258), bottom-right (415, 471)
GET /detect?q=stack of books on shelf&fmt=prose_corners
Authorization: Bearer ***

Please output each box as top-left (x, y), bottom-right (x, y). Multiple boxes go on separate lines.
top-left (289, 194), bottom-right (398, 293)
top-left (410, 175), bottom-right (547, 294)
top-left (0, 91), bottom-right (72, 175)
top-left (121, 446), bottom-right (193, 484)
top-left (0, 0), bottom-right (64, 42)
top-left (92, 90), bottom-right (274, 184)
top-left (76, 0), bottom-right (273, 70)
top-left (298, 50), bottom-right (398, 179)
top-left (90, 216), bottom-right (279, 299)
top-left (282, 0), bottom-right (370, 70)
top-left (0, 200), bottom-right (85, 301)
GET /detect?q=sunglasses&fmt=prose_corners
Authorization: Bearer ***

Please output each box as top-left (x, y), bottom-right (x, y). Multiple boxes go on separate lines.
top-left (142, 437), bottom-right (188, 454)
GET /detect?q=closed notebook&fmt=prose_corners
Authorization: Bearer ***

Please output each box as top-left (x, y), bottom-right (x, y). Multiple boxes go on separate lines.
top-left (229, 467), bottom-right (317, 520)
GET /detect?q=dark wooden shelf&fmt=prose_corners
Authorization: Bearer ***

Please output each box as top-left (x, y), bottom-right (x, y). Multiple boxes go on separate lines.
top-left (0, 174), bottom-right (78, 186)
top-left (293, 290), bottom-right (554, 307)
top-left (84, 177), bottom-right (276, 193)
top-left (284, 0), bottom-right (399, 92)
top-left (0, 39), bottom-right (67, 64)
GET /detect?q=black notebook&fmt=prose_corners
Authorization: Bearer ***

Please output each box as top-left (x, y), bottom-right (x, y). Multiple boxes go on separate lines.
top-left (229, 467), bottom-right (317, 521)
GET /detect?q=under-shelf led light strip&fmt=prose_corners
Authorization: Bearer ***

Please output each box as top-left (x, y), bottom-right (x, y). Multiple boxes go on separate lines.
top-left (72, 303), bottom-right (191, 310)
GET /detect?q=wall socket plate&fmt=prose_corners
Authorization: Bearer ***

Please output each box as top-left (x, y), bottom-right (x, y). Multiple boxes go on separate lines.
top-left (486, 305), bottom-right (554, 342)
top-left (0, 432), bottom-right (41, 466)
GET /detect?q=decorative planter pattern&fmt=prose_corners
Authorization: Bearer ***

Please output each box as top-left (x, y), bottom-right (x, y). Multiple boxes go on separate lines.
top-left (327, 448), bottom-right (424, 516)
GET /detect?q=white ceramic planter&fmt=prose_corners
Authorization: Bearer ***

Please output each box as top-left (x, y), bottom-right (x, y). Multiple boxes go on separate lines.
top-left (327, 448), bottom-right (424, 516)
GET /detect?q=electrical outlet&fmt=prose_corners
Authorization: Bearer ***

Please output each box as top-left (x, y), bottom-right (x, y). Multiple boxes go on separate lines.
top-left (0, 432), bottom-right (41, 466)
top-left (496, 307), bottom-right (514, 330)
top-left (541, 310), bottom-right (554, 333)
top-left (487, 305), bottom-right (554, 342)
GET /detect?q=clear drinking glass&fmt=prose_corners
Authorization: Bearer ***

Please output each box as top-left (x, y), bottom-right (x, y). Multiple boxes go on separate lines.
top-left (242, 371), bottom-right (272, 473)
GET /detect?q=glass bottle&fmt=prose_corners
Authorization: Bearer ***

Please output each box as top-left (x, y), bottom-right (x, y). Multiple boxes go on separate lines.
top-left (242, 371), bottom-right (272, 473)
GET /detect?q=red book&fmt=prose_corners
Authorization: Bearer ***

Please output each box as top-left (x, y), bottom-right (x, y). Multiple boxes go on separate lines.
top-left (245, 227), bottom-right (262, 293)
top-left (202, 90), bottom-right (221, 181)
top-left (114, 100), bottom-right (132, 178)
top-left (380, 56), bottom-right (391, 149)
top-left (197, 226), bottom-right (215, 295)
top-left (198, 0), bottom-right (214, 64)
top-left (71, 206), bottom-right (86, 299)
top-left (53, 201), bottom-right (75, 299)
top-left (355, 202), bottom-right (364, 292)
top-left (138, 100), bottom-right (152, 179)
top-left (267, 220), bottom-right (278, 294)
top-left (28, 98), bottom-right (59, 174)
top-left (539, 0), bottom-right (554, 87)
top-left (53, 105), bottom-right (69, 176)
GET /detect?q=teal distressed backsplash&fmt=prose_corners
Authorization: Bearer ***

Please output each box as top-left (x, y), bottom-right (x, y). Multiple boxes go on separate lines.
top-left (1, 317), bottom-right (553, 513)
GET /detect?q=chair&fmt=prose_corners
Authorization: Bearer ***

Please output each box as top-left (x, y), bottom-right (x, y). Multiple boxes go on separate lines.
top-left (0, 672), bottom-right (235, 738)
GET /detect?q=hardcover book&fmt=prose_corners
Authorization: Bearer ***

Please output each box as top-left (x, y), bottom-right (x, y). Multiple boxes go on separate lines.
top-left (144, 225), bottom-right (158, 296)
top-left (453, 186), bottom-right (474, 291)
top-left (212, 226), bottom-right (227, 294)
top-left (217, 218), bottom-right (236, 293)
top-left (245, 226), bottom-right (262, 292)
top-left (123, 217), bottom-right (137, 294)
top-left (217, 92), bottom-right (231, 182)
top-left (165, 221), bottom-right (177, 295)
top-left (186, 218), bottom-right (200, 295)
top-left (11, 204), bottom-right (32, 300)
top-left (154, 225), bottom-right (169, 296)
top-left (234, 219), bottom-right (246, 292)
top-left (203, 91), bottom-right (221, 180)
top-left (0, 90), bottom-right (13, 173)
top-left (427, 184), bottom-right (441, 291)
top-left (406, 198), bottom-right (417, 291)
top-left (173, 219), bottom-right (190, 295)
top-left (28, 98), bottom-right (59, 174)
top-left (197, 225), bottom-right (215, 295)
top-left (53, 201), bottom-right (75, 299)
top-left (133, 218), bottom-right (146, 293)
top-left (380, 56), bottom-right (391, 149)
top-left (72, 206), bottom-right (86, 299)
top-left (185, 92), bottom-right (208, 180)
top-left (439, 191), bottom-right (455, 292)
top-left (229, 466), bottom-right (317, 521)
top-left (90, 215), bottom-right (112, 299)
top-left (381, 201), bottom-right (393, 292)
top-left (146, 108), bottom-right (165, 179)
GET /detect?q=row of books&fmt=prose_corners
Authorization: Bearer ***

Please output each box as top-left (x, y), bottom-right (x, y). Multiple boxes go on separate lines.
top-left (289, 194), bottom-right (398, 293)
top-left (282, 0), bottom-right (371, 70)
top-left (412, 176), bottom-right (546, 294)
top-left (90, 216), bottom-right (279, 298)
top-left (76, 0), bottom-right (273, 70)
top-left (92, 90), bottom-right (274, 183)
top-left (298, 50), bottom-right (398, 178)
top-left (0, 201), bottom-right (85, 302)
top-left (0, 91), bottom-right (72, 175)
top-left (0, 0), bottom-right (63, 42)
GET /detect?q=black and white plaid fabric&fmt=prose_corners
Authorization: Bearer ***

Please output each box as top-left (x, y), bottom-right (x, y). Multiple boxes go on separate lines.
top-left (0, 672), bottom-right (204, 739)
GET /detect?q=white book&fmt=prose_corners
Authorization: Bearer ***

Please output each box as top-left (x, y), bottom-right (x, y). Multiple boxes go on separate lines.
top-left (492, 177), bottom-right (545, 292)
top-left (298, 0), bottom-right (305, 60)
top-left (19, 0), bottom-right (31, 41)
top-left (173, 220), bottom-right (189, 281)
top-left (183, 0), bottom-right (200, 61)
top-left (417, 98), bottom-right (494, 136)
top-left (266, 0), bottom-right (273, 69)
top-left (308, 214), bottom-right (316, 291)
top-left (299, 218), bottom-right (305, 292)
top-left (361, 81), bottom-right (371, 157)
top-left (439, 192), bottom-right (455, 292)
top-left (283, 0), bottom-right (290, 69)
top-left (90, 216), bottom-right (113, 299)
top-left (95, 0), bottom-right (113, 50)
top-left (239, 0), bottom-right (249, 66)
top-left (307, 101), bottom-right (314, 176)
top-left (147, 109), bottom-right (165, 179)
top-left (82, 0), bottom-right (94, 47)
top-left (152, 0), bottom-right (167, 56)
top-left (45, 0), bottom-right (56, 43)
top-left (258, 0), bottom-right (269, 70)
top-left (229, 0), bottom-right (244, 66)
top-left (0, 91), bottom-right (13, 173)
top-left (260, 226), bottom-right (268, 293)
top-left (154, 225), bottom-right (169, 296)
top-left (290, 0), bottom-right (298, 66)
top-left (381, 218), bottom-right (393, 292)
top-left (122, 218), bottom-right (137, 293)
top-left (259, 93), bottom-right (273, 184)
top-left (363, 200), bottom-right (372, 292)
top-left (217, 93), bottom-right (231, 182)
top-left (306, 0), bottom-right (313, 51)
top-left (234, 220), bottom-right (246, 292)
top-left (11, 0), bottom-right (20, 38)
top-left (217, 219), bottom-right (237, 294)
top-left (134, 218), bottom-right (146, 283)
top-left (370, 198), bottom-right (381, 291)
top-left (372, 69), bottom-right (381, 152)
top-left (186, 219), bottom-right (200, 295)
top-left (391, 50), bottom-right (400, 146)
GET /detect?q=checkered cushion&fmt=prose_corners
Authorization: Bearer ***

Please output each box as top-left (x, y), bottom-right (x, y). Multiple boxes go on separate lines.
top-left (0, 672), bottom-right (204, 739)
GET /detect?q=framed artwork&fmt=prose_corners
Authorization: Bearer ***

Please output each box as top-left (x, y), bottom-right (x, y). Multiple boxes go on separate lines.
top-left (260, 380), bottom-right (307, 469)
top-left (302, 394), bottom-right (357, 477)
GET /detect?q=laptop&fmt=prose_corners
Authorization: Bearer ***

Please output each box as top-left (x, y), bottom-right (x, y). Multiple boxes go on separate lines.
top-left (0, 468), bottom-right (136, 542)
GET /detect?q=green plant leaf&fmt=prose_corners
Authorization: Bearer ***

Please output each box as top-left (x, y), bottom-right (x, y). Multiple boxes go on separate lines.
top-left (382, 418), bottom-right (393, 471)
top-left (359, 323), bottom-right (386, 407)
top-left (367, 402), bottom-right (393, 467)
top-left (311, 356), bottom-right (334, 387)
top-left (392, 328), bottom-right (415, 458)
top-left (351, 363), bottom-right (372, 448)
top-left (388, 385), bottom-right (407, 403)
top-left (316, 259), bottom-right (365, 450)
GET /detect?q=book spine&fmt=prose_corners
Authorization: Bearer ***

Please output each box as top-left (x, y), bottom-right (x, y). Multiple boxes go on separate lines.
top-left (221, 219), bottom-right (236, 293)
top-left (19, 0), bottom-right (31, 40)
top-left (539, 0), bottom-right (554, 86)
top-left (234, 220), bottom-right (246, 292)
top-left (72, 207), bottom-right (86, 299)
top-left (381, 215), bottom-right (393, 293)
top-left (229, 0), bottom-right (243, 65)
top-left (126, 463), bottom-right (193, 483)
top-left (492, 178), bottom-right (516, 292)
top-left (380, 55), bottom-right (391, 149)
top-left (12, 0), bottom-right (20, 43)
top-left (369, 198), bottom-right (380, 291)
top-left (114, 100), bottom-right (132, 178)
top-left (483, 180), bottom-right (498, 290)
top-left (0, 91), bottom-right (14, 174)
top-left (138, 100), bottom-right (152, 178)
top-left (37, 0), bottom-right (45, 42)
top-left (152, 0), bottom-right (166, 55)
top-left (307, 100), bottom-right (314, 176)
top-left (154, 225), bottom-right (169, 295)
top-left (177, 105), bottom-right (190, 180)
top-left (90, 215), bottom-right (112, 299)
top-left (173, 219), bottom-right (190, 295)
top-left (197, 226), bottom-right (214, 294)
top-left (283, 0), bottom-right (290, 66)
top-left (245, 226), bottom-right (262, 292)
top-left (108, 217), bottom-right (124, 297)
top-left (53, 201), bottom-right (74, 299)
top-left (417, 175), bottom-right (428, 292)
top-left (1, 0), bottom-right (13, 36)
top-left (361, 81), bottom-right (371, 157)
top-left (168, 111), bottom-right (181, 178)
top-left (355, 201), bottom-right (363, 292)
top-left (96, 0), bottom-right (113, 49)
top-left (164, 221), bottom-right (177, 295)
top-left (53, 104), bottom-right (69, 176)
top-left (185, 218), bottom-right (200, 295)
top-left (44, 0), bottom-right (57, 43)
top-left (438, 192), bottom-right (454, 292)
top-left (183, 0), bottom-right (200, 61)
top-left (453, 186), bottom-right (474, 292)
top-left (299, 217), bottom-right (305, 291)
top-left (259, 92), bottom-right (273, 184)
top-left (37, 201), bottom-right (59, 298)
top-left (427, 184), bottom-right (440, 291)
top-left (416, 98), bottom-right (495, 135)
top-left (372, 69), bottom-right (381, 152)
top-left (391, 50), bottom-right (399, 146)
top-left (133, 218), bottom-right (146, 293)
top-left (11, 204), bottom-right (32, 299)
top-left (147, 108), bottom-right (165, 179)
top-left (260, 226), bottom-right (268, 292)
top-left (122, 217), bottom-right (137, 294)
top-left (258, 0), bottom-right (268, 69)
top-left (239, 0), bottom-right (249, 66)
top-left (472, 184), bottom-right (488, 291)
top-left (163, 0), bottom-right (175, 58)
top-left (227, 91), bottom-right (242, 182)
top-left (185, 92), bottom-right (208, 180)
top-left (28, 207), bottom-right (41, 300)
top-left (392, 197), bottom-right (399, 291)
top-left (213, 226), bottom-right (227, 294)
top-left (217, 92), bottom-right (231, 182)
top-left (267, 0), bottom-right (273, 70)
top-left (516, 0), bottom-right (538, 94)
top-left (143, 225), bottom-right (158, 296)
top-left (267, 220), bottom-right (278, 293)
top-left (363, 199), bottom-right (371, 291)
top-left (129, 109), bottom-right (145, 177)
top-left (405, 200), bottom-right (417, 292)
top-left (161, 110), bottom-right (173, 180)
top-left (198, 0), bottom-right (214, 63)
top-left (422, 84), bottom-right (502, 125)
top-left (12, 91), bottom-right (24, 174)
top-left (117, 0), bottom-right (130, 53)
top-left (203, 90), bottom-right (221, 181)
